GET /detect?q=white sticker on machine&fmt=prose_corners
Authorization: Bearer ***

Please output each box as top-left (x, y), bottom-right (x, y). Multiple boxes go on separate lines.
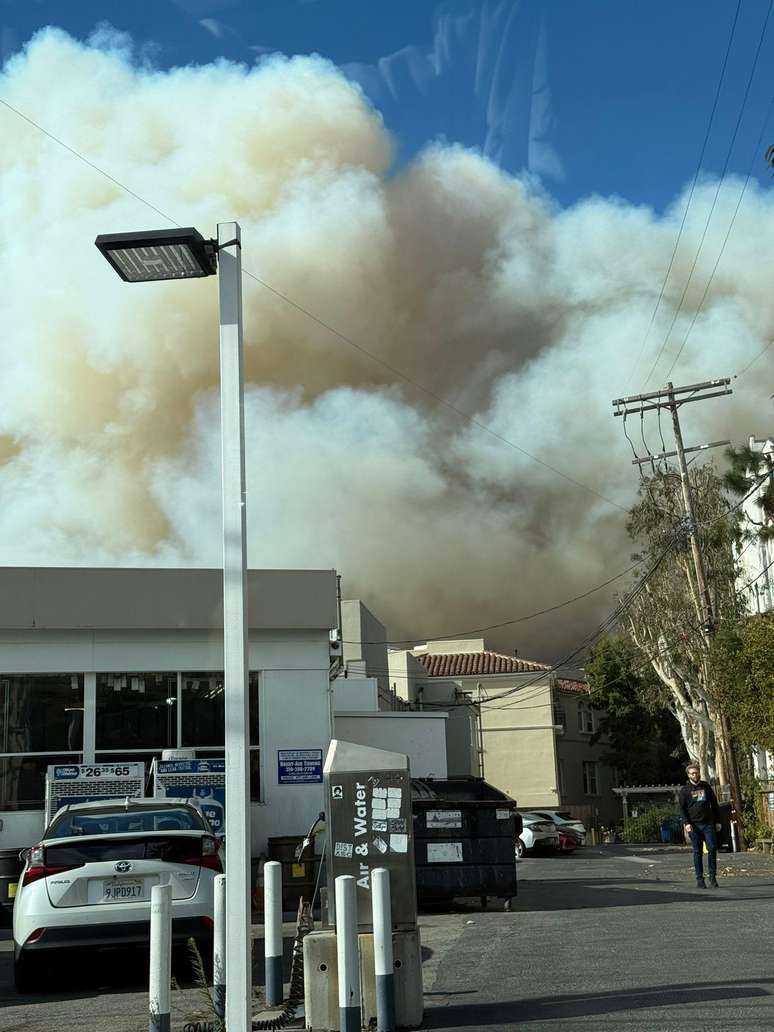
top-left (427, 841), bottom-right (464, 863)
top-left (426, 809), bottom-right (463, 830)
top-left (496, 809), bottom-right (511, 820)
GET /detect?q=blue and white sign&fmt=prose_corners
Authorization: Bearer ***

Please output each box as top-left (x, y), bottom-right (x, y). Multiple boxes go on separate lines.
top-left (155, 759), bottom-right (226, 834)
top-left (278, 749), bottom-right (323, 785)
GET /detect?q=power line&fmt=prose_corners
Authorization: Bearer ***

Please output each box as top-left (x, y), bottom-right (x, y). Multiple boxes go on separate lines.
top-left (664, 85), bottom-right (774, 381)
top-left (0, 94), bottom-right (628, 515)
top-left (625, 0), bottom-right (743, 388)
top-left (642, 0), bottom-right (773, 388)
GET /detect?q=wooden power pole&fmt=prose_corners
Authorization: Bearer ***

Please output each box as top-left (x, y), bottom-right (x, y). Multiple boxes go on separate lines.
top-left (612, 378), bottom-right (746, 848)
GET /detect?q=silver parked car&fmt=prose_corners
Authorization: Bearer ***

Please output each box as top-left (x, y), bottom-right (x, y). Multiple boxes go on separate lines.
top-left (529, 809), bottom-right (587, 845)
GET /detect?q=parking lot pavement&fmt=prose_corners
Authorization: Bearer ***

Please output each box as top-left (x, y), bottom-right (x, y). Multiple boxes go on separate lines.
top-left (3, 846), bottom-right (773, 1031)
top-left (422, 845), bottom-right (774, 1031)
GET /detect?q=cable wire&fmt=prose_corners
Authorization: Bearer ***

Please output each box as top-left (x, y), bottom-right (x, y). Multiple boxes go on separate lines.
top-left (642, 0), bottom-right (773, 388)
top-left (625, 0), bottom-right (743, 388)
top-left (664, 85), bottom-right (774, 381)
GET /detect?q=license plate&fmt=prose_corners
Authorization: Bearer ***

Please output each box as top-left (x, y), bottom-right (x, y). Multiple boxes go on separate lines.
top-left (103, 880), bottom-right (144, 901)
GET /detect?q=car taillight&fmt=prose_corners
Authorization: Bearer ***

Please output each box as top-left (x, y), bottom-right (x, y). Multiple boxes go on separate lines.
top-left (21, 845), bottom-right (84, 886)
top-left (180, 837), bottom-right (223, 873)
top-left (25, 928), bottom-right (46, 944)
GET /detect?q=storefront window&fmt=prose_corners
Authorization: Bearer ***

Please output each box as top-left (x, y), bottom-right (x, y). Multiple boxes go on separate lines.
top-left (0, 674), bottom-right (83, 753)
top-left (0, 753), bottom-right (80, 811)
top-left (181, 672), bottom-right (259, 748)
top-left (96, 673), bottom-right (177, 750)
top-left (182, 673), bottom-right (224, 747)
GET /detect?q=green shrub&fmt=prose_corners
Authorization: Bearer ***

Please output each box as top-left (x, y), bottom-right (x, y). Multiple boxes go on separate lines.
top-left (622, 803), bottom-right (680, 843)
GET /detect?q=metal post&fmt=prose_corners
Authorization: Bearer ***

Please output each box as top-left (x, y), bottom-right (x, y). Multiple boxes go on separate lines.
top-left (372, 868), bottom-right (396, 1032)
top-left (335, 875), bottom-right (361, 1032)
top-left (218, 221), bottom-right (252, 1032)
top-left (264, 860), bottom-right (283, 1006)
top-left (149, 883), bottom-right (172, 1032)
top-left (213, 873), bottom-right (226, 1020)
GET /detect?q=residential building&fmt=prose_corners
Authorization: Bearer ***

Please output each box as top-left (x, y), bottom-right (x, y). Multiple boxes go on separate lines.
top-left (389, 638), bottom-right (619, 825)
top-left (734, 435), bottom-right (774, 781)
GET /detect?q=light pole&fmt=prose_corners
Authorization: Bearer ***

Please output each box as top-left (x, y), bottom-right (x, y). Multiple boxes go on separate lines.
top-left (96, 223), bottom-right (252, 1032)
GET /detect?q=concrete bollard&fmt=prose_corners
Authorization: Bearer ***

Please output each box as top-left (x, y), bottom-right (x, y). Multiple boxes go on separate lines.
top-left (372, 868), bottom-right (396, 1032)
top-left (212, 873), bottom-right (226, 1019)
top-left (335, 875), bottom-right (361, 1032)
top-left (149, 883), bottom-right (172, 1032)
top-left (264, 860), bottom-right (283, 1007)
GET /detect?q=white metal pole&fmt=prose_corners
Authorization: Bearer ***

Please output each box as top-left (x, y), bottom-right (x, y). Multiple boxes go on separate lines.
top-left (218, 220), bottom-right (252, 1032)
top-left (372, 868), bottom-right (396, 1032)
top-left (264, 860), bottom-right (283, 1006)
top-left (335, 875), bottom-right (361, 1032)
top-left (149, 883), bottom-right (172, 1032)
top-left (213, 873), bottom-right (227, 1019)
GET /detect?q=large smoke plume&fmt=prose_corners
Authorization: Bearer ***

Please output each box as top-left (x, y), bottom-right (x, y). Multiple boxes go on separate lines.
top-left (1, 29), bottom-right (772, 658)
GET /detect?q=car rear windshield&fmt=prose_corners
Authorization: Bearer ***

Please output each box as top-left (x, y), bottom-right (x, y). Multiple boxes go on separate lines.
top-left (45, 836), bottom-right (205, 865)
top-left (556, 812), bottom-right (575, 821)
top-left (46, 808), bottom-right (206, 839)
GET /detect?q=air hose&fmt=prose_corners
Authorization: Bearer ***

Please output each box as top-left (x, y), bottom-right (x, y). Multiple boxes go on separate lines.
top-left (251, 898), bottom-right (313, 1031)
top-left (252, 823), bottom-right (327, 1031)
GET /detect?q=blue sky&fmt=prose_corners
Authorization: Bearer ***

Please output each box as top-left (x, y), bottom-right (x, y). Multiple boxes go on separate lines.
top-left (2, 0), bottom-right (773, 212)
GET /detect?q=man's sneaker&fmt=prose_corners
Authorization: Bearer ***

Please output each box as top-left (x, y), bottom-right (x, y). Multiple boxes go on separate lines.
top-left (696, 878), bottom-right (706, 888)
top-left (708, 878), bottom-right (719, 888)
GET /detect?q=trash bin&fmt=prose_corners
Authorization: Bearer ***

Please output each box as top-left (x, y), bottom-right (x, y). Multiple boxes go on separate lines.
top-left (717, 802), bottom-right (733, 852)
top-left (412, 777), bottom-right (517, 908)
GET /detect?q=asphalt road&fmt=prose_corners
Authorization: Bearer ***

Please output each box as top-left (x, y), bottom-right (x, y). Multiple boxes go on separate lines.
top-left (1, 845), bottom-right (773, 1031)
top-left (422, 845), bottom-right (774, 1031)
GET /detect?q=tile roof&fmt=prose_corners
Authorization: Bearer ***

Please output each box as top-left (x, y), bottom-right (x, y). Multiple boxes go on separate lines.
top-left (557, 678), bottom-right (590, 695)
top-left (416, 650), bottom-right (552, 678)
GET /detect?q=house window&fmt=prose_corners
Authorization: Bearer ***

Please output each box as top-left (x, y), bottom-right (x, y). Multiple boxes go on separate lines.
top-left (583, 760), bottom-right (599, 796)
top-left (558, 759), bottom-right (566, 797)
top-left (578, 701), bottom-right (594, 734)
top-left (553, 704), bottom-right (566, 729)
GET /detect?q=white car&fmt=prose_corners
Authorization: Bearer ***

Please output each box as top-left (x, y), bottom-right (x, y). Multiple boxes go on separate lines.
top-left (529, 810), bottom-right (587, 845)
top-left (517, 812), bottom-right (560, 858)
top-left (13, 797), bottom-right (222, 993)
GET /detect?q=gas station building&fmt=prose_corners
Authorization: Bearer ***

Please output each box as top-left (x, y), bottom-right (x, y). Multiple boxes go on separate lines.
top-left (0, 566), bottom-right (339, 855)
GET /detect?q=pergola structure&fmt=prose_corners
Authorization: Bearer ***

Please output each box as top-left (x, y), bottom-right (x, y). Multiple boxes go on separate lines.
top-left (613, 784), bottom-right (681, 820)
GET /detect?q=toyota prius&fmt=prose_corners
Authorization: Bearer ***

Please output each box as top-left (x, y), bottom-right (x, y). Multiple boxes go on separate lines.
top-left (12, 797), bottom-right (222, 993)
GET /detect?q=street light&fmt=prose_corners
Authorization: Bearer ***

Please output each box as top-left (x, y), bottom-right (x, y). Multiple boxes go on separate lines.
top-left (95, 223), bottom-right (252, 1032)
top-left (95, 227), bottom-right (217, 282)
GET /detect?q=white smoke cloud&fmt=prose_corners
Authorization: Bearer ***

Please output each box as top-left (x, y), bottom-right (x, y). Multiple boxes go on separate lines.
top-left (1, 28), bottom-right (772, 658)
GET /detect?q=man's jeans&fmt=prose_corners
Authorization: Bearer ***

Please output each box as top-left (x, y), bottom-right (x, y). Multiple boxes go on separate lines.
top-left (688, 823), bottom-right (718, 880)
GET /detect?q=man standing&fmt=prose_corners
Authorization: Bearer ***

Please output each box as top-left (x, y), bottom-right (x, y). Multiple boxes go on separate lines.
top-left (678, 763), bottom-right (722, 888)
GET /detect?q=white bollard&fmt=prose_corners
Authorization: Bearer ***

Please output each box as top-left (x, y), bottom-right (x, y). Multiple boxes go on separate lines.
top-left (212, 873), bottom-right (226, 1019)
top-left (149, 883), bottom-right (172, 1032)
top-left (372, 868), bottom-right (396, 1032)
top-left (730, 821), bottom-right (738, 853)
top-left (264, 860), bottom-right (283, 1007)
top-left (335, 875), bottom-right (361, 1032)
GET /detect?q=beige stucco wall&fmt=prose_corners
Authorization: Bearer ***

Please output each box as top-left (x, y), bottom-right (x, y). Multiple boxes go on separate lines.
top-left (478, 679), bottom-right (559, 807)
top-left (555, 692), bottom-right (618, 823)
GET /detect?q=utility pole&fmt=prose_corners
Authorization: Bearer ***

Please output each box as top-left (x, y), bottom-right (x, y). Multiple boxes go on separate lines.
top-left (612, 378), bottom-right (746, 848)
